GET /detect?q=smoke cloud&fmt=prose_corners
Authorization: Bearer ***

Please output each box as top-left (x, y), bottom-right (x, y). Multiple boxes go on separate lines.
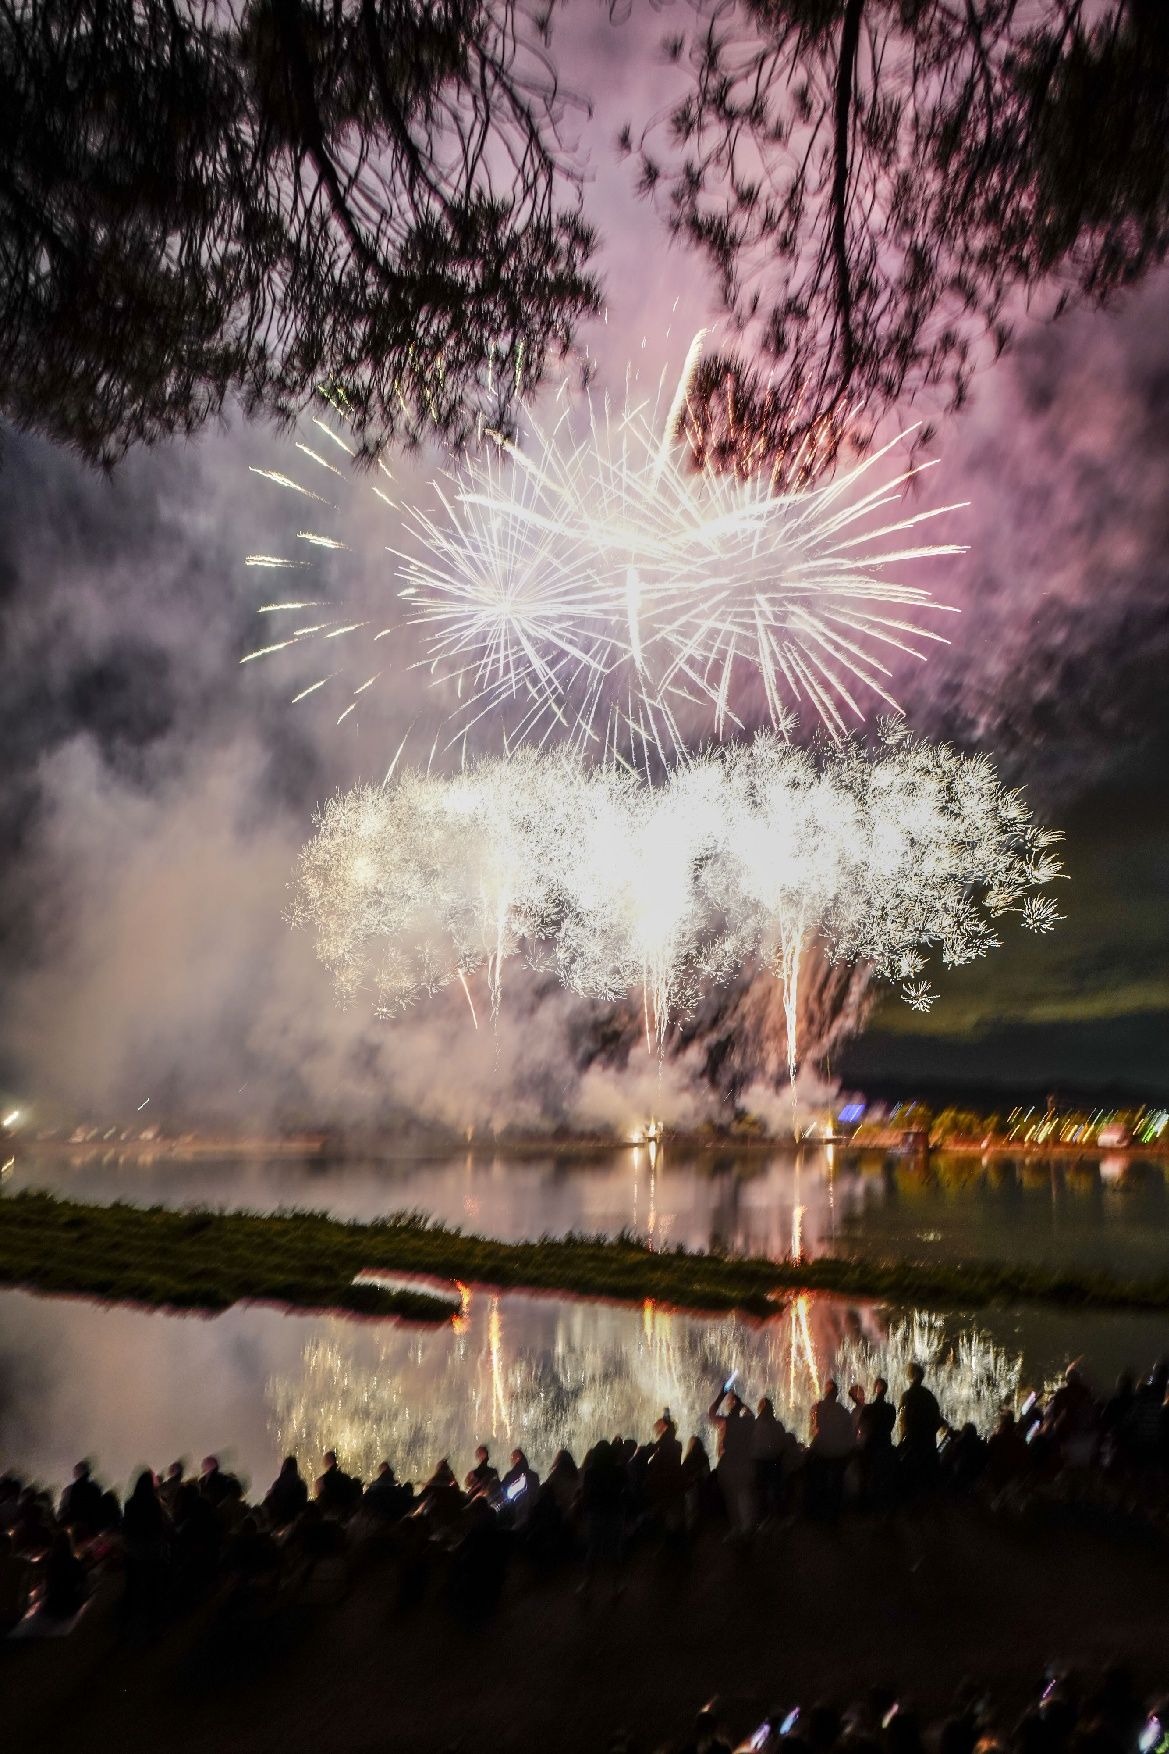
top-left (1, 21), bottom-right (1166, 1125)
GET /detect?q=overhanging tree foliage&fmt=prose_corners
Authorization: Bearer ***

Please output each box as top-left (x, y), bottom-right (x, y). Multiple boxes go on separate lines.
top-left (0, 0), bottom-right (600, 464)
top-left (627, 0), bottom-right (1169, 478)
top-left (5, 0), bottom-right (1169, 473)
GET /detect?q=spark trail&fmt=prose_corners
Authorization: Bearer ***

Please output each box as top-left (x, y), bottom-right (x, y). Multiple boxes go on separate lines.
top-left (246, 343), bottom-right (964, 759)
top-left (291, 726), bottom-right (1063, 1080)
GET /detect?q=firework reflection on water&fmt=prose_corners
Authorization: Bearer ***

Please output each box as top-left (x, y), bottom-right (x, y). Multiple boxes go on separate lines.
top-left (268, 1289), bottom-right (1020, 1485)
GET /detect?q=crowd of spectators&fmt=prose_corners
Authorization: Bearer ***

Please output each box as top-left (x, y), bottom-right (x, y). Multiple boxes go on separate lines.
top-left (3, 1351), bottom-right (1169, 1640)
top-left (665, 1663), bottom-right (1166, 1754)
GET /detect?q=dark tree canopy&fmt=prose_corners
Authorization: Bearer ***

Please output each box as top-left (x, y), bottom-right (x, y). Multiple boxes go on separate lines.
top-left (629, 0), bottom-right (1169, 476)
top-left (0, 0), bottom-right (600, 464)
top-left (5, 1), bottom-right (1169, 473)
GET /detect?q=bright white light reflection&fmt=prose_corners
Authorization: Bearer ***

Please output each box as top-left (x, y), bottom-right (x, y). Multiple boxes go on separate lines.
top-left (269, 1291), bottom-right (1020, 1484)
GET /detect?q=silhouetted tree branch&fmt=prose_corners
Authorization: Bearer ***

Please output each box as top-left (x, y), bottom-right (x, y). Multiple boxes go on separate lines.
top-left (0, 0), bottom-right (600, 464)
top-left (629, 0), bottom-right (1169, 476)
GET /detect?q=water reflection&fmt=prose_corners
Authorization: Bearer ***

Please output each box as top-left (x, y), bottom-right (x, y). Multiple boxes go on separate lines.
top-left (8, 1275), bottom-right (1168, 1498)
top-left (5, 1141), bottom-right (1169, 1494)
top-left (268, 1288), bottom-right (1022, 1483)
top-left (10, 1143), bottom-right (1169, 1275)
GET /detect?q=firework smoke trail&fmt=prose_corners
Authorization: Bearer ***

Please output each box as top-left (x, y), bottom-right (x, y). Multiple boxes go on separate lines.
top-left (290, 727), bottom-right (1063, 1085)
top-left (664, 951), bottom-right (875, 1104)
top-left (244, 341), bottom-right (964, 758)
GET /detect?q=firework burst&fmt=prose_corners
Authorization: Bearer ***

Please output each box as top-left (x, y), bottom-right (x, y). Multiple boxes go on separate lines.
top-left (245, 342), bottom-right (964, 760)
top-left (291, 726), bottom-right (1063, 1078)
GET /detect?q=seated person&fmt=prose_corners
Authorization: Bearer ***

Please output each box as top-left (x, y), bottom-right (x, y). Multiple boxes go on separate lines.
top-left (364, 1462), bottom-right (414, 1523)
top-left (464, 1445), bottom-right (500, 1502)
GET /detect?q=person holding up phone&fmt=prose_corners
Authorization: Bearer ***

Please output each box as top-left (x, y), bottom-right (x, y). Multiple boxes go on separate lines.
top-left (709, 1374), bottom-right (756, 1537)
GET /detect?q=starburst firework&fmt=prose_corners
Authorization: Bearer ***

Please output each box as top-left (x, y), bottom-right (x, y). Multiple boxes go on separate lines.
top-left (245, 344), bottom-right (964, 758)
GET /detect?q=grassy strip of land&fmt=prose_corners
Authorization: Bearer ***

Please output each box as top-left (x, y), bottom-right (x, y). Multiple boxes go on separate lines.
top-left (0, 1191), bottom-right (781, 1319)
top-left (0, 1192), bottom-right (455, 1323)
top-left (6, 1191), bottom-right (1169, 1321)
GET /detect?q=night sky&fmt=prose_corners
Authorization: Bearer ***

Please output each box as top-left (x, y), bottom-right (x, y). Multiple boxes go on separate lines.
top-left (1, 13), bottom-right (1167, 1124)
top-left (840, 724), bottom-right (1169, 1102)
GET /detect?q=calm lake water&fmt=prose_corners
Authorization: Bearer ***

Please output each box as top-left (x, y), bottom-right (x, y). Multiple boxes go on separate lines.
top-left (3, 1144), bottom-right (1169, 1495)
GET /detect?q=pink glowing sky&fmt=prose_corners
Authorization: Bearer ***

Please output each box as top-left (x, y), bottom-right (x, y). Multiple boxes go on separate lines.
top-left (0, 5), bottom-right (1166, 1119)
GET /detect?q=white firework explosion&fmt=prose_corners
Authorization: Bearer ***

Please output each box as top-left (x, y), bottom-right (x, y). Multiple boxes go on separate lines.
top-left (244, 344), bottom-right (964, 759)
top-left (290, 726), bottom-right (1063, 1074)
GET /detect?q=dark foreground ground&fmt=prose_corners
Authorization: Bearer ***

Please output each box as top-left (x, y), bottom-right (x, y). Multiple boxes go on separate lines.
top-left (9, 1504), bottom-right (1169, 1754)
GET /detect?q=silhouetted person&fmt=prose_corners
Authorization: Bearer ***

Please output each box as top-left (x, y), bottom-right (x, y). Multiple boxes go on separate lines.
top-left (1131, 1361), bottom-right (1169, 1467)
top-left (809, 1379), bottom-right (854, 1520)
top-left (527, 1474), bottom-right (572, 1571)
top-left (122, 1470), bottom-right (170, 1627)
top-left (545, 1448), bottom-right (580, 1518)
top-left (945, 1421), bottom-right (987, 1492)
top-left (1044, 1363), bottom-right (1098, 1467)
top-left (416, 1459), bottom-right (464, 1535)
top-left (647, 1414), bottom-right (685, 1533)
top-left (709, 1380), bottom-right (756, 1534)
top-left (0, 1529), bottom-right (32, 1634)
top-left (42, 1530), bottom-right (87, 1621)
top-left (899, 1363), bottom-right (943, 1496)
top-left (682, 1436), bottom-right (714, 1530)
top-left (752, 1397), bottom-right (790, 1519)
top-left (581, 1440), bottom-right (626, 1593)
top-left (198, 1455), bottom-right (233, 1508)
top-left (286, 1500), bottom-right (345, 1586)
top-left (96, 1488), bottom-right (123, 1538)
top-left (364, 1462), bottom-right (413, 1523)
top-left (158, 1461), bottom-right (185, 1518)
top-left (172, 1480), bottom-right (221, 1602)
top-left (12, 1488), bottom-right (53, 1557)
top-left (59, 1460), bottom-right (103, 1538)
top-left (857, 1376), bottom-right (897, 1507)
top-left (1101, 1371), bottom-right (1136, 1470)
top-left (264, 1456), bottom-right (309, 1529)
top-left (859, 1377), bottom-right (896, 1450)
top-left (501, 1448), bottom-right (538, 1525)
top-left (315, 1450), bottom-right (360, 1516)
top-left (986, 1410), bottom-right (1031, 1494)
top-left (465, 1444), bottom-right (498, 1500)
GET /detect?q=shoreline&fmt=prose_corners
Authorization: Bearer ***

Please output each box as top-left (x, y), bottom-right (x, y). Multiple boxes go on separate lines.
top-left (14, 1133), bottom-right (1169, 1166)
top-left (7, 1190), bottom-right (1169, 1323)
